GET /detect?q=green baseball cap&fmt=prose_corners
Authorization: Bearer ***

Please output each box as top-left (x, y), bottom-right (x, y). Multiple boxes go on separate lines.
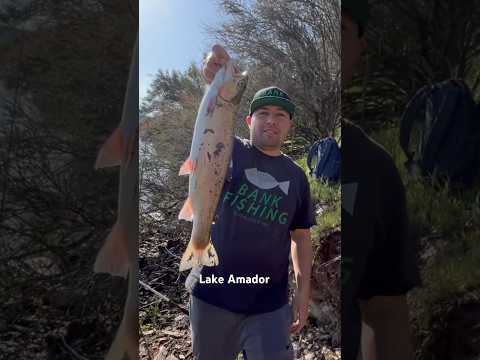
top-left (249, 86), bottom-right (295, 118)
top-left (342, 0), bottom-right (369, 29)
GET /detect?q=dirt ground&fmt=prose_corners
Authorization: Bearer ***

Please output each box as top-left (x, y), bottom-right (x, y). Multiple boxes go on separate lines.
top-left (0, 249), bottom-right (127, 360)
top-left (138, 219), bottom-right (341, 360)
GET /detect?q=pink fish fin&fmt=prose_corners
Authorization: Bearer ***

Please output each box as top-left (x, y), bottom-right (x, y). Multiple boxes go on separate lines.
top-left (105, 269), bottom-right (138, 360)
top-left (278, 181), bottom-right (290, 195)
top-left (95, 127), bottom-right (125, 169)
top-left (179, 158), bottom-right (195, 175)
top-left (93, 221), bottom-right (129, 278)
top-left (179, 240), bottom-right (219, 272)
top-left (178, 197), bottom-right (194, 221)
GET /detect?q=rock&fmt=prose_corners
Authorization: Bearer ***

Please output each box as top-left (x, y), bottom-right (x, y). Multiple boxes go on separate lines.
top-left (445, 302), bottom-right (480, 359)
top-left (44, 289), bottom-right (82, 309)
top-left (65, 319), bottom-right (98, 342)
top-left (153, 346), bottom-right (168, 360)
top-left (304, 352), bottom-right (316, 360)
top-left (0, 319), bottom-right (8, 332)
top-left (24, 256), bottom-right (62, 276)
top-left (426, 298), bottom-right (480, 360)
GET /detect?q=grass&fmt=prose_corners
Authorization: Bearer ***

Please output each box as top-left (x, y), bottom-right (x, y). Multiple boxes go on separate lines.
top-left (297, 126), bottom-right (480, 309)
top-left (371, 126), bottom-right (480, 235)
top-left (370, 125), bottom-right (480, 355)
top-left (296, 157), bottom-right (341, 241)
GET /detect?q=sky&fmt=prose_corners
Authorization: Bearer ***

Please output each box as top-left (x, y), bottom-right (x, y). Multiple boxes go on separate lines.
top-left (139, 0), bottom-right (226, 101)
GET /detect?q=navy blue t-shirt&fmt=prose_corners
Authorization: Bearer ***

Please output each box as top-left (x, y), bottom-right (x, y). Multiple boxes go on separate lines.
top-left (341, 120), bottom-right (421, 359)
top-left (189, 137), bottom-right (316, 314)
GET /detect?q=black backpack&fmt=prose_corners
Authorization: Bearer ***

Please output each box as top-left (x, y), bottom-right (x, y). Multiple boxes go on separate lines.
top-left (399, 79), bottom-right (480, 186)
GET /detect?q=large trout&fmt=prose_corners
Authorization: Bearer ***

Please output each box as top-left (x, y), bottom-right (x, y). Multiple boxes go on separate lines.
top-left (94, 35), bottom-right (139, 360)
top-left (178, 58), bottom-right (248, 271)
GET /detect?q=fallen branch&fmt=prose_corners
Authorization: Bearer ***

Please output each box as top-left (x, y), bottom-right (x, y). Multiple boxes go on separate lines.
top-left (317, 255), bottom-right (341, 269)
top-left (139, 280), bottom-right (188, 315)
top-left (61, 336), bottom-right (89, 360)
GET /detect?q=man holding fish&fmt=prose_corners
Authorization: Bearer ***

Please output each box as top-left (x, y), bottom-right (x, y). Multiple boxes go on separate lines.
top-left (179, 45), bottom-right (316, 360)
top-left (341, 1), bottom-right (420, 359)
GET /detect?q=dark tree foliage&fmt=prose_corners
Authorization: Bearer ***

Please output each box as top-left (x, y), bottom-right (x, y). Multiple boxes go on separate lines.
top-left (343, 0), bottom-right (480, 131)
top-left (211, 0), bottom-right (341, 149)
top-left (0, 0), bottom-right (137, 357)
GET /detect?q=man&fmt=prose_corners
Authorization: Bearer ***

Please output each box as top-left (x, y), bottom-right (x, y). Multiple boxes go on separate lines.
top-left (341, 1), bottom-right (421, 359)
top-left (185, 45), bottom-right (316, 360)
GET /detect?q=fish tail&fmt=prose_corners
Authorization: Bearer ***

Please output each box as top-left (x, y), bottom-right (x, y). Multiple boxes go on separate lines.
top-left (105, 268), bottom-right (139, 360)
top-left (95, 127), bottom-right (125, 169)
top-left (179, 158), bottom-right (195, 175)
top-left (94, 221), bottom-right (129, 278)
top-left (179, 241), bottom-right (219, 272)
top-left (278, 181), bottom-right (290, 195)
top-left (178, 197), bottom-right (194, 221)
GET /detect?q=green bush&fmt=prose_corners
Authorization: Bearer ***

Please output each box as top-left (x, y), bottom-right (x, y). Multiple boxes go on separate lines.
top-left (296, 157), bottom-right (340, 246)
top-left (371, 125), bottom-right (480, 354)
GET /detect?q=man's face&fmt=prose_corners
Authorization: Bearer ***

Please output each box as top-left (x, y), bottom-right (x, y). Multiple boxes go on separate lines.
top-left (341, 11), bottom-right (367, 86)
top-left (246, 105), bottom-right (293, 153)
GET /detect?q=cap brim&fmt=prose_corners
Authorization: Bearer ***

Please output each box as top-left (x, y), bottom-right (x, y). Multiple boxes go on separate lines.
top-left (250, 96), bottom-right (295, 117)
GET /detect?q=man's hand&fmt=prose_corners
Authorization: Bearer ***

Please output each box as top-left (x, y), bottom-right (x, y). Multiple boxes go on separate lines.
top-left (290, 228), bottom-right (313, 335)
top-left (203, 44), bottom-right (230, 84)
top-left (290, 287), bottom-right (309, 334)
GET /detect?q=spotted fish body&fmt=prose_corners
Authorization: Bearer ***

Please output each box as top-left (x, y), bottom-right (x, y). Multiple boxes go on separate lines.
top-left (178, 61), bottom-right (248, 271)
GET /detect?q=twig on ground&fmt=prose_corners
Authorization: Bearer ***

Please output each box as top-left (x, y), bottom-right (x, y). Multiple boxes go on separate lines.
top-left (162, 247), bottom-right (181, 261)
top-left (139, 280), bottom-right (188, 315)
top-left (61, 336), bottom-right (90, 360)
top-left (317, 255), bottom-right (341, 269)
top-left (140, 299), bottom-right (162, 310)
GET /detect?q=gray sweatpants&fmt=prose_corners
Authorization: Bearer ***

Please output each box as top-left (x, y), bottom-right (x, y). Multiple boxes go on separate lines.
top-left (189, 295), bottom-right (295, 360)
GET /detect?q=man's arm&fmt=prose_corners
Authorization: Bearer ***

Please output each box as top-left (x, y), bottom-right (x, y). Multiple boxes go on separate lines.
top-left (359, 295), bottom-right (415, 360)
top-left (290, 228), bottom-right (313, 334)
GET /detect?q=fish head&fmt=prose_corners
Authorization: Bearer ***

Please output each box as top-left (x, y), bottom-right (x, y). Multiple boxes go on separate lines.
top-left (218, 65), bottom-right (248, 105)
